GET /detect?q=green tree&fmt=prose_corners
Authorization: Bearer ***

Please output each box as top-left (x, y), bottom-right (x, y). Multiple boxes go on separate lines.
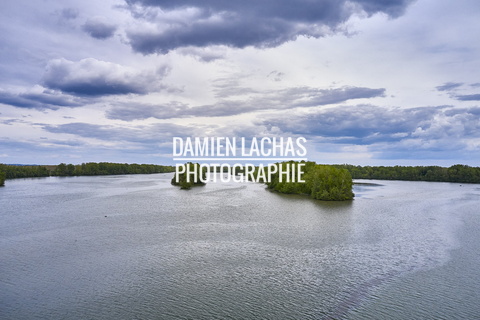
top-left (0, 170), bottom-right (5, 186)
top-left (66, 164), bottom-right (76, 176)
top-left (54, 163), bottom-right (68, 176)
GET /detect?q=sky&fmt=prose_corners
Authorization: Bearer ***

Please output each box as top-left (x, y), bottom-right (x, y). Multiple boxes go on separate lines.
top-left (1, 0), bottom-right (480, 166)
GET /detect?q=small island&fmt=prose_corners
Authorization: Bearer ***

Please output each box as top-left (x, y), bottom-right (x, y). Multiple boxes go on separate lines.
top-left (265, 161), bottom-right (354, 201)
top-left (171, 162), bottom-right (206, 189)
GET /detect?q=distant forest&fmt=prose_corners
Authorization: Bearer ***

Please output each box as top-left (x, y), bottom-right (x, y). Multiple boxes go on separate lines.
top-left (334, 164), bottom-right (480, 184)
top-left (0, 162), bottom-right (175, 184)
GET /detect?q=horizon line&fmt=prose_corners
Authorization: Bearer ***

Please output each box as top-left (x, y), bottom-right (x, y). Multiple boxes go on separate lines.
top-left (173, 158), bottom-right (308, 162)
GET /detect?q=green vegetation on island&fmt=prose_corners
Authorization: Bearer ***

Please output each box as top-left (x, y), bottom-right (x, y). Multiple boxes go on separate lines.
top-left (265, 161), bottom-right (354, 201)
top-left (171, 162), bottom-right (206, 189)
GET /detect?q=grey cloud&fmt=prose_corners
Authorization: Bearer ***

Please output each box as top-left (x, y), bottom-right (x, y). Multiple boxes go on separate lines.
top-left (106, 101), bottom-right (190, 121)
top-left (259, 104), bottom-right (480, 161)
top-left (438, 107), bottom-right (480, 138)
top-left (436, 82), bottom-right (463, 92)
top-left (260, 105), bottom-right (454, 144)
top-left (202, 86), bottom-right (385, 116)
top-left (53, 7), bottom-right (79, 26)
top-left (368, 105), bottom-right (480, 160)
top-left (105, 101), bottom-right (238, 120)
top-left (267, 71), bottom-right (285, 82)
top-left (43, 122), bottom-right (152, 143)
top-left (285, 86), bottom-right (386, 107)
top-left (1, 118), bottom-right (28, 125)
top-left (82, 17), bottom-right (117, 39)
top-left (107, 86), bottom-right (385, 120)
top-left (125, 0), bottom-right (415, 54)
top-left (60, 8), bottom-right (79, 20)
top-left (41, 139), bottom-right (85, 147)
top-left (0, 89), bottom-right (84, 110)
top-left (444, 106), bottom-right (480, 117)
top-left (454, 94), bottom-right (480, 101)
top-left (42, 58), bottom-right (167, 96)
top-left (42, 122), bottom-right (204, 144)
top-left (436, 82), bottom-right (480, 101)
top-left (353, 0), bottom-right (415, 17)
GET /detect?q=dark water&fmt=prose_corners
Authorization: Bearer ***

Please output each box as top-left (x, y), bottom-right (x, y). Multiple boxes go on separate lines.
top-left (0, 174), bottom-right (479, 319)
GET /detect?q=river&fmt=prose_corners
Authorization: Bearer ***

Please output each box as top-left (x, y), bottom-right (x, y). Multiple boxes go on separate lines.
top-left (1, 174), bottom-right (479, 319)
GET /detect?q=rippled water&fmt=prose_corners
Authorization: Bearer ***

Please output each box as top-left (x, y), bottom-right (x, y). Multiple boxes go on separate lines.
top-left (0, 174), bottom-right (479, 319)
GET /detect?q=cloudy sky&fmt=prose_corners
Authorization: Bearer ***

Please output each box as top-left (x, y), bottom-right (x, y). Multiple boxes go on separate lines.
top-left (1, 0), bottom-right (480, 166)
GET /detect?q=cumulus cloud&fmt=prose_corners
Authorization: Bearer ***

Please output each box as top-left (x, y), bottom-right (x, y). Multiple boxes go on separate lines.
top-left (259, 104), bottom-right (480, 144)
top-left (0, 87), bottom-right (85, 110)
top-left (42, 58), bottom-right (168, 96)
top-left (82, 16), bottom-right (117, 39)
top-left (106, 86), bottom-right (385, 120)
top-left (255, 104), bottom-right (480, 162)
top-left (125, 0), bottom-right (415, 54)
top-left (256, 103), bottom-right (480, 160)
top-left (369, 106), bottom-right (480, 160)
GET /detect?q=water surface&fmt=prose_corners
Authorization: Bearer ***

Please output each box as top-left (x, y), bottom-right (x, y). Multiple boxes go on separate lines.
top-left (0, 174), bottom-right (479, 319)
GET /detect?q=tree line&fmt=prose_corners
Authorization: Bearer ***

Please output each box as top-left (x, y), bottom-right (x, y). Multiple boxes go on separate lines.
top-left (0, 162), bottom-right (175, 182)
top-left (53, 162), bottom-right (174, 176)
top-left (2, 162), bottom-right (479, 188)
top-left (0, 164), bottom-right (50, 180)
top-left (334, 164), bottom-right (480, 183)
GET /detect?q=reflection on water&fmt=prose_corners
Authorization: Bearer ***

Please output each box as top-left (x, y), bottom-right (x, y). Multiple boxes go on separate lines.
top-left (0, 175), bottom-right (479, 319)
